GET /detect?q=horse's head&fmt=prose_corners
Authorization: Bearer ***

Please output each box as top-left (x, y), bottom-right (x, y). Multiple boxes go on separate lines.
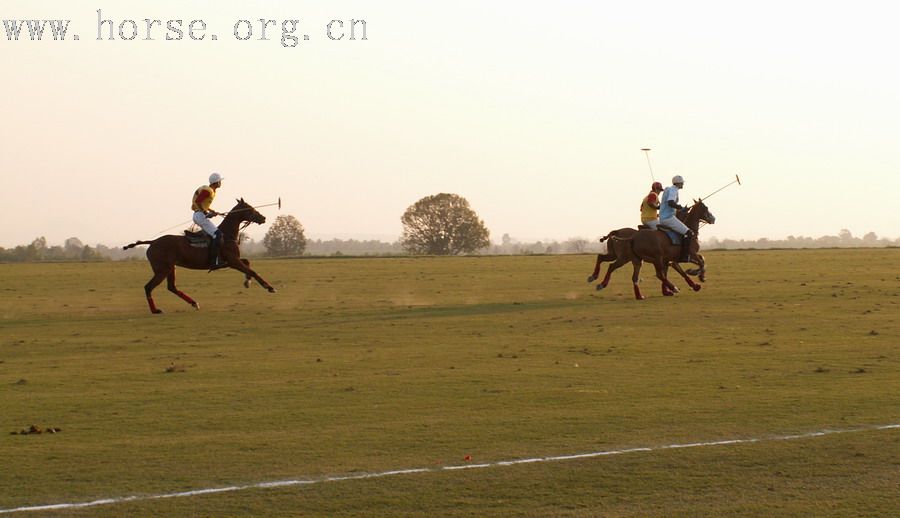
top-left (691, 199), bottom-right (715, 225)
top-left (232, 198), bottom-right (266, 225)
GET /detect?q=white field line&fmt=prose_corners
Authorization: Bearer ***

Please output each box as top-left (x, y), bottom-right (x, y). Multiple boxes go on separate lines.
top-left (1, 423), bottom-right (897, 514)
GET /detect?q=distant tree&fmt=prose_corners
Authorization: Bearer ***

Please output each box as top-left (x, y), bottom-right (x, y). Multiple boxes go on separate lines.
top-left (64, 237), bottom-right (83, 251)
top-left (400, 193), bottom-right (490, 255)
top-left (62, 237), bottom-right (84, 259)
top-left (80, 245), bottom-right (101, 261)
top-left (27, 237), bottom-right (47, 261)
top-left (565, 238), bottom-right (588, 254)
top-left (839, 229), bottom-right (853, 245)
top-left (263, 215), bottom-right (307, 257)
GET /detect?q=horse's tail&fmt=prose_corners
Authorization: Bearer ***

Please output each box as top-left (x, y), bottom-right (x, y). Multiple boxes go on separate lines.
top-left (598, 231), bottom-right (617, 243)
top-left (123, 240), bottom-right (153, 250)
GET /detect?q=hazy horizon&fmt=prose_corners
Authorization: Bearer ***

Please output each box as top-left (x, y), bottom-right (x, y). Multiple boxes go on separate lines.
top-left (4, 1), bottom-right (899, 248)
top-left (4, 227), bottom-right (897, 252)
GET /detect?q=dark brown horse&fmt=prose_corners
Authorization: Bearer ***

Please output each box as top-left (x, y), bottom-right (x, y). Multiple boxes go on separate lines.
top-left (587, 201), bottom-right (714, 300)
top-left (123, 199), bottom-right (276, 314)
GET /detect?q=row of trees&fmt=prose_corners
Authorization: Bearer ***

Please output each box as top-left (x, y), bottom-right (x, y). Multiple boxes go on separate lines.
top-left (0, 237), bottom-right (105, 262)
top-left (703, 229), bottom-right (900, 250)
top-left (4, 195), bottom-right (898, 262)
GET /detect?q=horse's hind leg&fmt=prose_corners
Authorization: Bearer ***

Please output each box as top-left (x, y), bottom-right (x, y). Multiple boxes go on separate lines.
top-left (241, 259), bottom-right (253, 288)
top-left (587, 252), bottom-right (614, 282)
top-left (144, 270), bottom-right (168, 314)
top-left (167, 268), bottom-right (200, 309)
top-left (596, 257), bottom-right (629, 291)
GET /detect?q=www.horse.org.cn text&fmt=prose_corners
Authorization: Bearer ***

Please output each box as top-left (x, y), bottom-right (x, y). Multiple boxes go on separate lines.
top-left (1, 9), bottom-right (369, 48)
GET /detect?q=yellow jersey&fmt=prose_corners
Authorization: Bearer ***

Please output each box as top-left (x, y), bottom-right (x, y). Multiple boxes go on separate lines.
top-left (640, 192), bottom-right (659, 223)
top-left (191, 185), bottom-right (216, 212)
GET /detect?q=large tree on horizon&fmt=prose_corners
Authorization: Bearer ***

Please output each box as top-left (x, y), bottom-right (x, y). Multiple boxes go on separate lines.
top-left (263, 215), bottom-right (307, 257)
top-left (400, 193), bottom-right (490, 255)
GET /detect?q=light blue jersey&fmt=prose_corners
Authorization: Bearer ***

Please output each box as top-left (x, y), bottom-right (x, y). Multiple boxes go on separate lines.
top-left (659, 185), bottom-right (680, 220)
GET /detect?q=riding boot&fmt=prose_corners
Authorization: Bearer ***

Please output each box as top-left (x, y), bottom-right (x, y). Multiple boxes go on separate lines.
top-left (208, 231), bottom-right (223, 268)
top-left (680, 231), bottom-right (694, 263)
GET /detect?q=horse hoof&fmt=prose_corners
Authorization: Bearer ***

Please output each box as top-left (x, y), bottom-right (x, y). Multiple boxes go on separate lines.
top-left (267, 287), bottom-right (277, 293)
top-left (243, 279), bottom-right (251, 288)
top-left (595, 284), bottom-right (605, 291)
top-left (636, 296), bottom-right (645, 301)
top-left (662, 290), bottom-right (674, 297)
top-left (692, 284), bottom-right (702, 292)
top-left (193, 303), bottom-right (201, 310)
top-left (152, 309), bottom-right (163, 314)
top-left (587, 275), bottom-right (597, 283)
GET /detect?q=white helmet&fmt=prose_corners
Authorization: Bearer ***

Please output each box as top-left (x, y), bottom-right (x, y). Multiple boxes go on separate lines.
top-left (209, 172), bottom-right (224, 185)
top-left (672, 175), bottom-right (684, 185)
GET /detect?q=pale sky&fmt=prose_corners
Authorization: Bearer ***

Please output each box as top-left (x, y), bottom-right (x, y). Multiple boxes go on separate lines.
top-left (3, 0), bottom-right (899, 248)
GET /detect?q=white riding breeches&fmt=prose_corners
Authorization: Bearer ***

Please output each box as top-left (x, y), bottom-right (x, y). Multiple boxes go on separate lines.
top-left (658, 216), bottom-right (689, 235)
top-left (641, 219), bottom-right (659, 230)
top-left (192, 211), bottom-right (218, 237)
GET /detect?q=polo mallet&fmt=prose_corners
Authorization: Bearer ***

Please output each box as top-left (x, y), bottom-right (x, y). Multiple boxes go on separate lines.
top-left (702, 175), bottom-right (741, 201)
top-left (256, 197), bottom-right (282, 210)
top-left (641, 148), bottom-right (656, 183)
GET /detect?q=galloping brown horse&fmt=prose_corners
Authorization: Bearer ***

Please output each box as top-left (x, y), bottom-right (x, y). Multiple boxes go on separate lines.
top-left (587, 201), bottom-right (715, 300)
top-left (123, 198), bottom-right (276, 314)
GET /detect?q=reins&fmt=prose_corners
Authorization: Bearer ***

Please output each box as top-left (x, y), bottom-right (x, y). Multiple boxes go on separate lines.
top-left (219, 210), bottom-right (255, 243)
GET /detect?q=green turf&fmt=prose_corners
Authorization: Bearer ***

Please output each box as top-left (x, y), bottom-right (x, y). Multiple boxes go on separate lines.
top-left (1, 250), bottom-right (898, 516)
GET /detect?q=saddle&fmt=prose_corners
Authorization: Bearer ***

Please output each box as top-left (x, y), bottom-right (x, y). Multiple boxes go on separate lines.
top-left (655, 224), bottom-right (682, 245)
top-left (184, 229), bottom-right (212, 248)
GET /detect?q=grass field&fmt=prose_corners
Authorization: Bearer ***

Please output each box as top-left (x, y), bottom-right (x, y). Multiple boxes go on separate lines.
top-left (1, 250), bottom-right (898, 516)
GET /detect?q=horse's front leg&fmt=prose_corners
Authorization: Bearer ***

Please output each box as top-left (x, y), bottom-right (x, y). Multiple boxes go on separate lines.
top-left (660, 264), bottom-right (676, 296)
top-left (631, 259), bottom-right (645, 300)
top-left (240, 259), bottom-right (253, 288)
top-left (670, 263), bottom-right (702, 292)
top-left (685, 252), bottom-right (706, 279)
top-left (226, 257), bottom-right (276, 293)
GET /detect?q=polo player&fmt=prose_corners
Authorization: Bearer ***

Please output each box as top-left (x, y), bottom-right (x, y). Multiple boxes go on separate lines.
top-left (192, 172), bottom-right (224, 267)
top-left (640, 181), bottom-right (664, 229)
top-left (659, 175), bottom-right (693, 262)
